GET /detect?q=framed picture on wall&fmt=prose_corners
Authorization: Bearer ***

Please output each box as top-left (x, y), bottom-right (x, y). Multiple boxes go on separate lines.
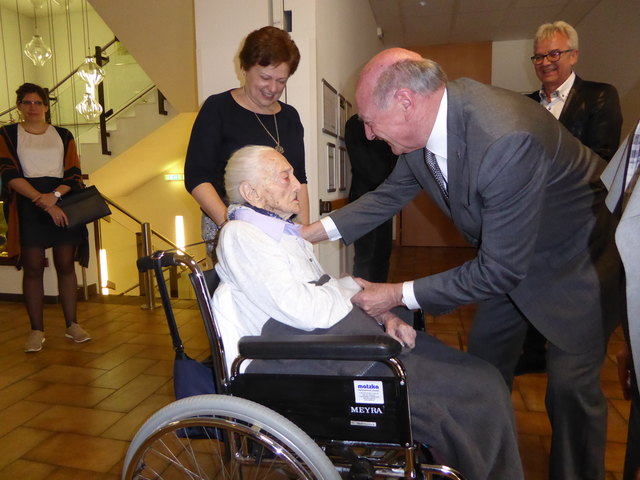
top-left (338, 95), bottom-right (348, 139)
top-left (327, 142), bottom-right (336, 192)
top-left (322, 79), bottom-right (338, 137)
top-left (338, 146), bottom-right (348, 191)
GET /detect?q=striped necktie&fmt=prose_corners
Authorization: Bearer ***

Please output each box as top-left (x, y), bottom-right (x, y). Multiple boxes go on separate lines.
top-left (424, 148), bottom-right (448, 201)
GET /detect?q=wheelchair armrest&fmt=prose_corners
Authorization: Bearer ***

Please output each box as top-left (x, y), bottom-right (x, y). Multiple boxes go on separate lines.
top-left (237, 334), bottom-right (402, 361)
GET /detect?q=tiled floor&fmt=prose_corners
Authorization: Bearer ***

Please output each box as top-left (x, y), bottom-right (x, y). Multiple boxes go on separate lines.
top-left (0, 245), bottom-right (631, 479)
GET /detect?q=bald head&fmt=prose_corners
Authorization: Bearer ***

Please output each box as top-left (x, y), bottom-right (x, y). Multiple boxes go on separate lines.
top-left (356, 48), bottom-right (447, 111)
top-left (354, 48), bottom-right (447, 155)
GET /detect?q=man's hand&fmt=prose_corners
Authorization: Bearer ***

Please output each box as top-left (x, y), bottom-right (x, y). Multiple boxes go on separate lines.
top-left (375, 311), bottom-right (416, 350)
top-left (352, 278), bottom-right (404, 317)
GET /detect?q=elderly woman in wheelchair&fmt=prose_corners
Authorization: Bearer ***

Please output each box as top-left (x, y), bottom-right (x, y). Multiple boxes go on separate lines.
top-left (208, 145), bottom-right (524, 480)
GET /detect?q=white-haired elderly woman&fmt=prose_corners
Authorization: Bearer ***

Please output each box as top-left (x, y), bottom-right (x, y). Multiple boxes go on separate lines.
top-left (212, 145), bottom-right (524, 480)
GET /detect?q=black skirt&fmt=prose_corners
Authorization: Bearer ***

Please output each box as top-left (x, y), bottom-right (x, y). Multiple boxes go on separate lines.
top-left (17, 176), bottom-right (85, 247)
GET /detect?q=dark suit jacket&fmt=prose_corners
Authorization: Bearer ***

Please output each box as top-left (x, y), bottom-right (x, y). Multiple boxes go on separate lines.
top-left (330, 78), bottom-right (623, 355)
top-left (527, 75), bottom-right (622, 160)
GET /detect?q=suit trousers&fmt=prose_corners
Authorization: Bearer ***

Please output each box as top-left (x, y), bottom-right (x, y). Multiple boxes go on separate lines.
top-left (469, 294), bottom-right (609, 480)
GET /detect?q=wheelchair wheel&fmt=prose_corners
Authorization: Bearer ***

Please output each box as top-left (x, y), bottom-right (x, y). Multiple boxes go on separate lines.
top-left (122, 394), bottom-right (340, 480)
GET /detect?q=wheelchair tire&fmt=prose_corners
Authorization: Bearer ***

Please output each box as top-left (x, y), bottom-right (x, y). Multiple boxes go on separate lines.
top-left (122, 394), bottom-right (340, 480)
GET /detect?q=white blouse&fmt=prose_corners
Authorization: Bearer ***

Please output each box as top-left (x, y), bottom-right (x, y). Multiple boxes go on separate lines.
top-left (17, 124), bottom-right (64, 178)
top-left (213, 211), bottom-right (360, 373)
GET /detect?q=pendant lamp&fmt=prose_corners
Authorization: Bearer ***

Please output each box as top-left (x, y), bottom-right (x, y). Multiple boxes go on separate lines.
top-left (76, 92), bottom-right (103, 120)
top-left (24, 34), bottom-right (52, 67)
top-left (77, 56), bottom-right (104, 87)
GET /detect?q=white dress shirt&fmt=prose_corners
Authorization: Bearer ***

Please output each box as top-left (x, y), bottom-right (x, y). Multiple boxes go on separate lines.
top-left (537, 71), bottom-right (575, 120)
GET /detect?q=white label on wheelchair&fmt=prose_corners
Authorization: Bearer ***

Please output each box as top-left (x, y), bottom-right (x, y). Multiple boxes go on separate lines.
top-left (353, 380), bottom-right (384, 404)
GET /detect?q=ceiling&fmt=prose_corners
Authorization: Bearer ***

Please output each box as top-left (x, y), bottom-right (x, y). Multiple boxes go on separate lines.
top-left (368, 0), bottom-right (604, 47)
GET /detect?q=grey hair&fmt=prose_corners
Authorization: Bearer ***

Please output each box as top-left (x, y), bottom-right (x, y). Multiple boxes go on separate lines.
top-left (534, 21), bottom-right (579, 50)
top-left (224, 145), bottom-right (274, 204)
top-left (372, 58), bottom-right (447, 109)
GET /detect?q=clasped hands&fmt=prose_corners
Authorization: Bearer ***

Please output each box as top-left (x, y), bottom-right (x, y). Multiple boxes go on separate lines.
top-left (352, 278), bottom-right (416, 350)
top-left (33, 193), bottom-right (68, 227)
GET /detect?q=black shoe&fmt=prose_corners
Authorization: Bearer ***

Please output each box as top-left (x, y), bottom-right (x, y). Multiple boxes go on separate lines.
top-left (514, 353), bottom-right (546, 376)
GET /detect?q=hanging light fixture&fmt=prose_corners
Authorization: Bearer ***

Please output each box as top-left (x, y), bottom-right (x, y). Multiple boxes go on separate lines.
top-left (23, 3), bottom-right (52, 67)
top-left (23, 34), bottom-right (52, 66)
top-left (76, 56), bottom-right (104, 87)
top-left (74, 0), bottom-right (104, 120)
top-left (76, 90), bottom-right (103, 120)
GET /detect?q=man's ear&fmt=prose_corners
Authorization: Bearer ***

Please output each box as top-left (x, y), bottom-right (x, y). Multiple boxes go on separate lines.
top-left (394, 88), bottom-right (414, 113)
top-left (239, 181), bottom-right (258, 203)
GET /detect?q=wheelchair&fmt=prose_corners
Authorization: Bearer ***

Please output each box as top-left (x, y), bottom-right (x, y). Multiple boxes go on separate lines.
top-left (122, 251), bottom-right (466, 480)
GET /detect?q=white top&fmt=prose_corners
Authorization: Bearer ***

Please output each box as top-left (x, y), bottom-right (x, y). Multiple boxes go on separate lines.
top-left (213, 206), bottom-right (361, 374)
top-left (17, 124), bottom-right (64, 178)
top-left (426, 88), bottom-right (449, 180)
top-left (624, 120), bottom-right (640, 207)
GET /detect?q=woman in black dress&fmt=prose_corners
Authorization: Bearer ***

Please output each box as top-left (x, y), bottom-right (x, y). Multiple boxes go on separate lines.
top-left (184, 26), bottom-right (309, 259)
top-left (0, 83), bottom-right (91, 352)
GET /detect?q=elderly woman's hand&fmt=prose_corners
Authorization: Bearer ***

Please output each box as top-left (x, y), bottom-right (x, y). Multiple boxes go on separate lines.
top-left (46, 204), bottom-right (69, 228)
top-left (374, 311), bottom-right (416, 350)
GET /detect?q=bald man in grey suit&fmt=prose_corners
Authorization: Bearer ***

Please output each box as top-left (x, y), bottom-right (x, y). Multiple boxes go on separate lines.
top-left (303, 48), bottom-right (623, 480)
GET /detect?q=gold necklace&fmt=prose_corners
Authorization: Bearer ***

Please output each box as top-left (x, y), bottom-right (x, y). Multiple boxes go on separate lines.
top-left (254, 113), bottom-right (284, 154)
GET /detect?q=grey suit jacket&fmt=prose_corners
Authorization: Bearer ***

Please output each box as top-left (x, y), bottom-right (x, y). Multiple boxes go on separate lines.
top-left (602, 123), bottom-right (640, 384)
top-left (331, 78), bottom-right (622, 354)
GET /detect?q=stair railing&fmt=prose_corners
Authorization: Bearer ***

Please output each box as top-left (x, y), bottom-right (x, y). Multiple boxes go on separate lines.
top-left (99, 193), bottom-right (208, 309)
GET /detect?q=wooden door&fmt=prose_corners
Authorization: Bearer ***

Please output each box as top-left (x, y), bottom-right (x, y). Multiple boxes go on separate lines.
top-left (400, 42), bottom-right (491, 246)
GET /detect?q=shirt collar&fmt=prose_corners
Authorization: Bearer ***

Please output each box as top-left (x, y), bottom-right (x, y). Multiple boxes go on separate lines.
top-left (228, 204), bottom-right (301, 242)
top-left (426, 87), bottom-right (448, 159)
top-left (539, 71), bottom-right (575, 101)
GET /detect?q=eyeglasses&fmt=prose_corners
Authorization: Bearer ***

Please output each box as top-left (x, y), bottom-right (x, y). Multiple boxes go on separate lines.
top-left (530, 49), bottom-right (574, 64)
top-left (19, 100), bottom-right (45, 106)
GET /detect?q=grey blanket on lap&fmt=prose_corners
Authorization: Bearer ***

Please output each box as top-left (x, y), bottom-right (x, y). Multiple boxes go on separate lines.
top-left (246, 274), bottom-right (412, 376)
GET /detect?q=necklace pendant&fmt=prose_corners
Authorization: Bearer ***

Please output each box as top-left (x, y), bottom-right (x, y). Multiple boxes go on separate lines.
top-left (275, 145), bottom-right (284, 154)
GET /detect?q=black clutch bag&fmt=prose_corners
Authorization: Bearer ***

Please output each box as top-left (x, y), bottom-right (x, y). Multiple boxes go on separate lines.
top-left (58, 185), bottom-right (111, 228)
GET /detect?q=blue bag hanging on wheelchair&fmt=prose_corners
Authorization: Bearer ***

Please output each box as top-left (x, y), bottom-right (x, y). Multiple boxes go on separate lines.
top-left (173, 351), bottom-right (217, 399)
top-left (149, 256), bottom-right (218, 438)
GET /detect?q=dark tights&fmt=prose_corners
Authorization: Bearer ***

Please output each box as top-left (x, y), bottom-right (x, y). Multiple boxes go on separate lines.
top-left (22, 245), bottom-right (78, 331)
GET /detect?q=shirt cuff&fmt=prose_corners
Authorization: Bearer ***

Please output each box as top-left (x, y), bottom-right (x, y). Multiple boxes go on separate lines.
top-left (402, 281), bottom-right (420, 310)
top-left (320, 216), bottom-right (342, 241)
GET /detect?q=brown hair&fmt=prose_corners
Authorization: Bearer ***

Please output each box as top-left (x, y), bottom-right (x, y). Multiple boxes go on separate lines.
top-left (238, 26), bottom-right (300, 76)
top-left (16, 82), bottom-right (49, 106)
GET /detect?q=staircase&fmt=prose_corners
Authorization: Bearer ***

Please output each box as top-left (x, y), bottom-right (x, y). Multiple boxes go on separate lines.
top-left (78, 88), bottom-right (177, 175)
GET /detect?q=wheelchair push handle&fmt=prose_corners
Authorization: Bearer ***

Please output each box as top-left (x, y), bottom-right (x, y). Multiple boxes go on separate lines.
top-left (136, 251), bottom-right (181, 272)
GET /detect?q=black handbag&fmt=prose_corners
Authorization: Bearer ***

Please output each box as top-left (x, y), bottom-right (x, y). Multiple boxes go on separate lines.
top-left (58, 185), bottom-right (111, 228)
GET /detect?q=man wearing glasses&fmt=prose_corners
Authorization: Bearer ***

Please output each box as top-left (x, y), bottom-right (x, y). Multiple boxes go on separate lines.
top-left (515, 20), bottom-right (623, 377)
top-left (528, 21), bottom-right (622, 161)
